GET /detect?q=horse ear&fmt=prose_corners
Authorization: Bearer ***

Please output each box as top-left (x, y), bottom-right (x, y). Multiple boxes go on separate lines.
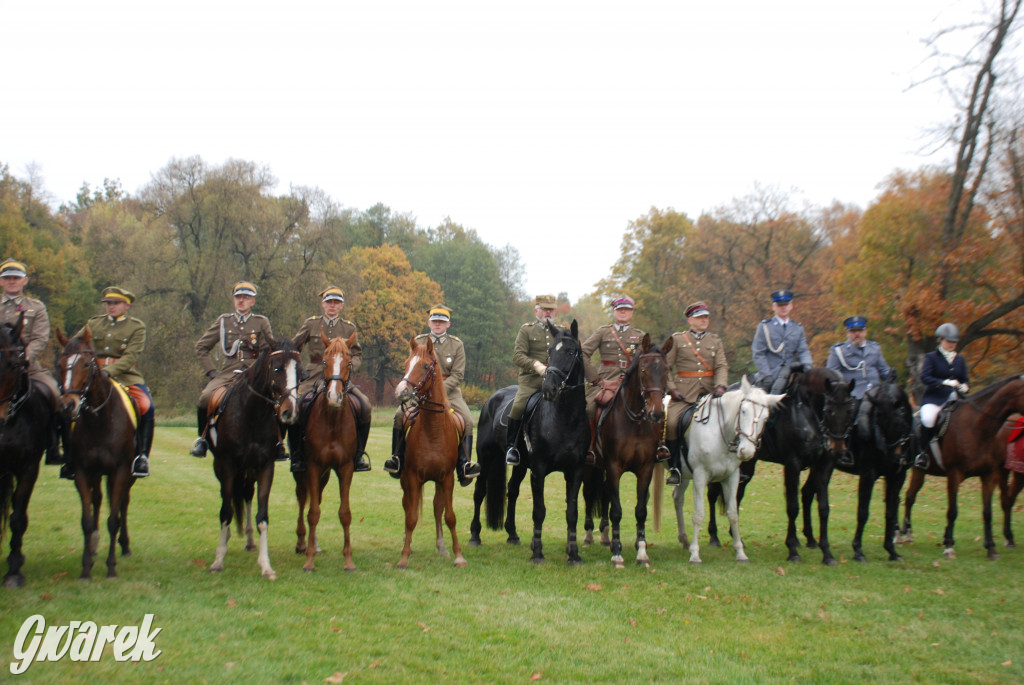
top-left (741, 375), bottom-right (751, 394)
top-left (641, 333), bottom-right (651, 352)
top-left (346, 331), bottom-right (358, 349)
top-left (12, 311), bottom-right (24, 341)
top-left (409, 335), bottom-right (418, 352)
top-left (320, 331), bottom-right (331, 348)
top-left (570, 319), bottom-right (578, 339)
top-left (56, 327), bottom-right (69, 347)
top-left (80, 326), bottom-right (93, 345)
top-left (425, 336), bottom-right (434, 354)
top-left (662, 335), bottom-right (673, 354)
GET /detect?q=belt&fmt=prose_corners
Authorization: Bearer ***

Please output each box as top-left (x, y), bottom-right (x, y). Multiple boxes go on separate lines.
top-left (98, 356), bottom-right (118, 367)
top-left (237, 351), bottom-right (258, 360)
top-left (677, 371), bottom-right (714, 378)
top-left (602, 360), bottom-right (629, 369)
top-left (310, 356), bottom-right (323, 364)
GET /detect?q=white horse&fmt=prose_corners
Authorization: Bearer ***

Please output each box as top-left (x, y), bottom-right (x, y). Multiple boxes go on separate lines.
top-left (673, 376), bottom-right (785, 563)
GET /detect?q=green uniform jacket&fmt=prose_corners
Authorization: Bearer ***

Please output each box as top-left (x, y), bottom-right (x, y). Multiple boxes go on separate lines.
top-left (293, 315), bottom-right (362, 379)
top-left (513, 320), bottom-right (558, 391)
top-left (582, 323), bottom-right (646, 384)
top-left (0, 294), bottom-right (50, 366)
top-left (195, 313), bottom-right (274, 375)
top-left (666, 330), bottom-right (729, 405)
top-left (82, 314), bottom-right (147, 386)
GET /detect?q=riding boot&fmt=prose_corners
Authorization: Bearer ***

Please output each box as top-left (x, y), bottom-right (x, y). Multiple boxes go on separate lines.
top-left (665, 439), bottom-right (681, 485)
top-left (458, 434), bottom-right (480, 487)
top-left (58, 414), bottom-right (75, 480)
top-left (288, 423), bottom-right (306, 473)
top-left (914, 422), bottom-right (932, 470)
top-left (384, 426), bottom-right (404, 479)
top-left (585, 417), bottom-right (597, 465)
top-left (45, 405), bottom-right (63, 465)
top-left (353, 420), bottom-right (372, 472)
top-left (190, 406), bottom-right (209, 457)
top-left (505, 417), bottom-right (523, 465)
top-left (131, 415), bottom-right (154, 478)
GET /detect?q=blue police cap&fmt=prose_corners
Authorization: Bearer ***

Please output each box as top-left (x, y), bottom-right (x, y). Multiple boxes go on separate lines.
top-left (843, 315), bottom-right (867, 330)
top-left (771, 289), bottom-right (793, 303)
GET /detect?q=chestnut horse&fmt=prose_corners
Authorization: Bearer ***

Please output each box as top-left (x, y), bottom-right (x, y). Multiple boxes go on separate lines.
top-left (56, 327), bottom-right (138, 579)
top-left (0, 318), bottom-right (50, 587)
top-left (394, 335), bottom-right (466, 569)
top-left (208, 339), bottom-right (300, 580)
top-left (293, 332), bottom-right (360, 572)
top-left (899, 375), bottom-right (1024, 560)
top-left (587, 334), bottom-right (670, 568)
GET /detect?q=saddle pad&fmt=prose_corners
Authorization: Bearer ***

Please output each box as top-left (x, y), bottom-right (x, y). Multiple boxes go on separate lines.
top-left (1007, 418), bottom-right (1024, 474)
top-left (112, 381), bottom-right (139, 430)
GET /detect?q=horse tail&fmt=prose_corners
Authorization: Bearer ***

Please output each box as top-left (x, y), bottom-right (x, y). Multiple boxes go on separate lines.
top-left (582, 467), bottom-right (604, 521)
top-left (0, 473), bottom-right (11, 545)
top-left (652, 464), bottom-right (663, 533)
top-left (484, 458), bottom-right (506, 531)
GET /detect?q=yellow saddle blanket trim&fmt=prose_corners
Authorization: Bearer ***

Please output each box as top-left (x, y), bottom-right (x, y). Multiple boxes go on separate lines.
top-left (113, 381), bottom-right (139, 430)
top-left (402, 407), bottom-right (464, 442)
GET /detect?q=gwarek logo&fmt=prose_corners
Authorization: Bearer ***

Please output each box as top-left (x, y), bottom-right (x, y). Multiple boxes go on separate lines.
top-left (10, 614), bottom-right (162, 675)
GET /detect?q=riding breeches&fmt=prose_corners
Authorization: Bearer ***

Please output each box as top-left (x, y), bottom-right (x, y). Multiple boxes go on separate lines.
top-left (510, 378), bottom-right (542, 420)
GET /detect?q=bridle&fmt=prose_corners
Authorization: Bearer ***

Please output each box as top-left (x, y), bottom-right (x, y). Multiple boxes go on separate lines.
top-left (245, 349), bottom-right (300, 410)
top-left (400, 352), bottom-right (447, 413)
top-left (543, 344), bottom-right (586, 400)
top-left (319, 347), bottom-right (353, 401)
top-left (864, 385), bottom-right (912, 451)
top-left (59, 347), bottom-right (115, 420)
top-left (695, 393), bottom-right (773, 454)
top-left (619, 351), bottom-right (666, 424)
top-left (0, 343), bottom-right (30, 424)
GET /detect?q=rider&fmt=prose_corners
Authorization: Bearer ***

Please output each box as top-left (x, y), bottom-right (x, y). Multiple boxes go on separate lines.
top-left (581, 296), bottom-right (646, 466)
top-left (0, 258), bottom-right (64, 468)
top-left (826, 315), bottom-right (893, 467)
top-left (752, 289), bottom-right (812, 394)
top-left (664, 302), bottom-right (729, 485)
top-left (915, 322), bottom-right (968, 470)
top-left (190, 281), bottom-right (282, 459)
top-left (384, 304), bottom-right (482, 485)
top-left (71, 287), bottom-right (154, 479)
top-left (505, 294), bottom-right (559, 465)
top-left (289, 286), bottom-right (372, 474)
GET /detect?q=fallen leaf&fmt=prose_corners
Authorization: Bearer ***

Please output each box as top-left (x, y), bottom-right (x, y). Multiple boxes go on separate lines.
top-left (369, 660), bottom-right (381, 669)
top-left (226, 662), bottom-right (235, 669)
top-left (934, 588), bottom-right (945, 595)
top-left (1002, 660), bottom-right (1012, 667)
top-left (843, 598), bottom-right (853, 603)
top-left (656, 607), bottom-right (666, 615)
top-left (966, 608), bottom-right (973, 614)
top-left (39, 594), bottom-right (52, 601)
top-left (586, 584), bottom-right (602, 591)
top-left (499, 589), bottom-right (509, 595)
top-left (331, 627), bottom-right (340, 633)
top-left (930, 643), bottom-right (940, 647)
top-left (193, 559), bottom-right (208, 568)
top-left (530, 673), bottom-right (542, 681)
top-left (227, 599), bottom-right (237, 608)
top-left (417, 621), bottom-right (430, 633)
top-left (904, 586), bottom-right (911, 593)
top-left (628, 618), bottom-right (637, 627)
top-left (52, 572), bottom-right (67, 579)
top-left (774, 567), bottom-right (786, 576)
top-left (325, 672), bottom-right (347, 683)
top-left (932, 561), bottom-right (941, 568)
top-left (330, 616), bottom-right (337, 622)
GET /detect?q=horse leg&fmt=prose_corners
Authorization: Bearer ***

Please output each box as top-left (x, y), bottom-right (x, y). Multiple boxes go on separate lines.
top-left (801, 475), bottom-right (818, 548)
top-left (600, 485), bottom-right (611, 547)
top-left (673, 481), bottom-right (690, 549)
top-left (470, 472), bottom-right (485, 546)
top-left (813, 467), bottom-right (838, 567)
top-left (529, 471), bottom-right (546, 564)
top-left (76, 476), bottom-right (97, 580)
top-left (118, 485), bottom-right (132, 557)
top-left (433, 482), bottom-right (449, 558)
top-left (244, 499), bottom-right (256, 552)
top-left (505, 464), bottom-right (526, 545)
top-left (607, 468), bottom-right (625, 568)
top-left (443, 475), bottom-right (467, 567)
top-left (210, 471), bottom-right (233, 573)
top-left (295, 472), bottom-right (309, 554)
top-left (565, 470), bottom-right (583, 566)
top-left (707, 484), bottom-right (722, 548)
top-left (303, 465), bottom-right (322, 572)
top-left (723, 471), bottom-right (748, 562)
top-left (398, 478), bottom-right (421, 569)
top-left (689, 471), bottom-right (706, 564)
top-left (852, 474), bottom-right (875, 563)
top-left (338, 468), bottom-right (355, 571)
top-left (90, 478), bottom-right (102, 556)
top-left (1003, 471), bottom-right (1022, 548)
top-left (883, 471), bottom-right (906, 562)
top-left (898, 467), bottom-right (925, 544)
top-left (981, 471), bottom-right (1000, 561)
top-left (254, 464), bottom-right (277, 580)
top-left (2, 466), bottom-right (40, 589)
top-left (635, 466), bottom-right (653, 567)
top-left (783, 465), bottom-right (802, 562)
top-left (942, 472), bottom-right (963, 559)
top-left (105, 474), bottom-right (130, 578)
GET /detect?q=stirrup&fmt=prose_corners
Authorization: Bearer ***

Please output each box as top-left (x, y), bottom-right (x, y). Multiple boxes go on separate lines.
top-left (275, 442), bottom-right (289, 462)
top-left (132, 455), bottom-right (150, 478)
top-left (914, 454), bottom-right (929, 470)
top-left (354, 453), bottom-right (371, 473)
top-left (384, 456), bottom-right (401, 475)
top-left (59, 463), bottom-right (76, 481)
top-left (505, 447), bottom-right (520, 466)
top-left (45, 446), bottom-right (64, 466)
top-left (462, 461), bottom-right (481, 478)
top-left (655, 444), bottom-right (671, 462)
top-left (290, 459), bottom-right (306, 474)
top-left (666, 468), bottom-right (681, 486)
top-left (190, 437), bottom-right (208, 458)
top-left (584, 450), bottom-right (596, 466)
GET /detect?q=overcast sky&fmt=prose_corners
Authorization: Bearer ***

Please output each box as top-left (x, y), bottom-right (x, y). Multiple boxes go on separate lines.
top-left (0, 0), bottom-right (991, 300)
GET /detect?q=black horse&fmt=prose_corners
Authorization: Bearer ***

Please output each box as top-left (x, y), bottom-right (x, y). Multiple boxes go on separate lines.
top-left (830, 381), bottom-right (913, 562)
top-left (469, 321), bottom-right (590, 564)
top-left (207, 339), bottom-right (301, 580)
top-left (0, 318), bottom-right (50, 588)
top-left (755, 367), bottom-right (857, 565)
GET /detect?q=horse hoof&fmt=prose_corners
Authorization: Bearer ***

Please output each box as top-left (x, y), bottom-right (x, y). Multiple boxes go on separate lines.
top-left (942, 548), bottom-right (956, 559)
top-left (344, 566), bottom-right (356, 572)
top-left (507, 536), bottom-right (521, 546)
top-left (853, 554), bottom-right (867, 563)
top-left (736, 558), bottom-right (750, 564)
top-left (468, 538), bottom-right (481, 547)
top-left (246, 545), bottom-right (257, 552)
top-left (889, 554), bottom-right (904, 562)
top-left (2, 575), bottom-right (25, 589)
top-left (787, 554), bottom-right (801, 563)
top-left (121, 550), bottom-right (132, 558)
top-left (806, 540), bottom-right (819, 549)
top-left (303, 567), bottom-right (314, 573)
top-left (1006, 541), bottom-right (1017, 549)
top-left (988, 551), bottom-right (1001, 561)
top-left (530, 556), bottom-right (545, 565)
top-left (454, 558), bottom-right (468, 568)
top-left (583, 532), bottom-right (594, 546)
top-left (567, 558), bottom-right (583, 567)
top-left (295, 546), bottom-right (306, 554)
top-left (823, 558), bottom-right (838, 567)
top-left (708, 539), bottom-right (722, 548)
top-left (689, 558), bottom-right (702, 565)
top-left (264, 572), bottom-right (278, 581)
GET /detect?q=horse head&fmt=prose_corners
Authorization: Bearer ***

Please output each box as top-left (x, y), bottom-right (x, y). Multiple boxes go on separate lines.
top-left (734, 375), bottom-right (786, 460)
top-left (320, 331), bottom-right (356, 408)
top-left (56, 326), bottom-right (100, 421)
top-left (541, 320), bottom-right (584, 402)
top-left (0, 317), bottom-right (28, 425)
top-left (395, 335), bottom-right (443, 407)
top-left (800, 367), bottom-right (858, 457)
top-left (264, 337), bottom-right (301, 425)
top-left (865, 381), bottom-right (913, 462)
top-left (622, 333), bottom-right (670, 423)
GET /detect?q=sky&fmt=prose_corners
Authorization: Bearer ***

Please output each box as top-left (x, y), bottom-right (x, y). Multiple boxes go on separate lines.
top-left (0, 0), bottom-right (994, 301)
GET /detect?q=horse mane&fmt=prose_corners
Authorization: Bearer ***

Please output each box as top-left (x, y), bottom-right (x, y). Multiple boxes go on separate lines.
top-left (619, 339), bottom-right (663, 387)
top-left (324, 336), bottom-right (349, 357)
top-left (247, 337), bottom-right (298, 389)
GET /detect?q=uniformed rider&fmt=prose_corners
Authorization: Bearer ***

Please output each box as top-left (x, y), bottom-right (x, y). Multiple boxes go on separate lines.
top-left (505, 294), bottom-right (559, 465)
top-left (752, 289), bottom-right (812, 393)
top-left (385, 304), bottom-right (481, 485)
top-left (289, 286), bottom-right (372, 473)
top-left (664, 302), bottom-right (729, 485)
top-left (915, 322), bottom-right (968, 470)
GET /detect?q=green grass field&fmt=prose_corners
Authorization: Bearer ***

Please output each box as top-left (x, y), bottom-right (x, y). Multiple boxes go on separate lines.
top-left (2, 423), bottom-right (1022, 684)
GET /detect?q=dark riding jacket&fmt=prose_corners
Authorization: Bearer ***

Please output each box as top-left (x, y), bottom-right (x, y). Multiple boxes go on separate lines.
top-left (920, 349), bottom-right (968, 407)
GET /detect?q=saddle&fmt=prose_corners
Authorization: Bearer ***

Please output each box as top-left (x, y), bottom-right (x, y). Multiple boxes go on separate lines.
top-left (400, 403), bottom-right (465, 441)
top-left (493, 391), bottom-right (541, 452)
top-left (594, 379), bottom-right (621, 408)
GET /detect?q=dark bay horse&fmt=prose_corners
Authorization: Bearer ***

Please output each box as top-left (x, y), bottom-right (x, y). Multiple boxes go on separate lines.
top-left (293, 332), bottom-right (360, 572)
top-left (208, 338), bottom-right (300, 580)
top-left (756, 367), bottom-right (857, 565)
top-left (588, 334), bottom-right (669, 568)
top-left (394, 335), bottom-right (466, 569)
top-left (472, 321), bottom-right (590, 564)
top-left (56, 327), bottom-right (138, 580)
top-left (899, 375), bottom-right (1024, 560)
top-left (833, 381), bottom-right (914, 562)
top-left (0, 318), bottom-right (50, 588)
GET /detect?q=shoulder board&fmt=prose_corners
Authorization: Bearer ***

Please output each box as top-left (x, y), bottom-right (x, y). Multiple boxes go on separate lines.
top-left (252, 314), bottom-right (270, 321)
top-left (414, 333), bottom-right (428, 341)
top-left (760, 318), bottom-right (771, 324)
top-left (448, 335), bottom-right (461, 342)
top-left (306, 315), bottom-right (320, 322)
top-left (632, 328), bottom-right (647, 336)
top-left (830, 342), bottom-right (843, 349)
top-left (342, 318), bottom-right (355, 326)
top-left (130, 317), bottom-right (145, 325)
top-left (87, 314), bottom-right (105, 322)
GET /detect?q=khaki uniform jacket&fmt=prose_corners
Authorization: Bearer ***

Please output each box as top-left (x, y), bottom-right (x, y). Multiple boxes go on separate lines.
top-left (582, 324), bottom-right (646, 384)
top-left (293, 315), bottom-right (362, 383)
top-left (0, 294), bottom-right (59, 397)
top-left (81, 314), bottom-right (147, 386)
top-left (513, 320), bottom-right (558, 392)
top-left (415, 332), bottom-right (471, 428)
top-left (666, 330), bottom-right (729, 405)
top-left (195, 313), bottom-right (274, 376)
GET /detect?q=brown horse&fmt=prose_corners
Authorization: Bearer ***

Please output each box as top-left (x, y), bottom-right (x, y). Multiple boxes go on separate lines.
top-left (587, 334), bottom-right (670, 568)
top-left (393, 335), bottom-right (466, 569)
top-left (293, 332), bottom-right (360, 572)
top-left (208, 338), bottom-right (301, 580)
top-left (900, 376), bottom-right (1024, 559)
top-left (56, 327), bottom-right (138, 579)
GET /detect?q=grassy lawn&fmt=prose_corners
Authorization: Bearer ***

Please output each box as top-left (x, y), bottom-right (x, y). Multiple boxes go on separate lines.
top-left (2, 421), bottom-right (1022, 684)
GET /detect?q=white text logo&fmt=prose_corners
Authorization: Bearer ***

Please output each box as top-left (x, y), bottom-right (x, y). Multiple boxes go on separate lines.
top-left (10, 614), bottom-right (162, 675)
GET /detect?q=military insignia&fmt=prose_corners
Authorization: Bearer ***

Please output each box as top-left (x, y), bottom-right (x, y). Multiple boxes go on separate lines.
top-left (250, 333), bottom-right (257, 346)
top-left (446, 357), bottom-right (453, 363)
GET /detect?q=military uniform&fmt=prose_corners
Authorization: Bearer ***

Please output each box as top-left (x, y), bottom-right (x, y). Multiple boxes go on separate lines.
top-left (751, 317), bottom-right (812, 388)
top-left (292, 314), bottom-right (362, 396)
top-left (510, 319), bottom-right (558, 418)
top-left (582, 323), bottom-right (645, 419)
top-left (195, 312), bottom-right (275, 405)
top-left (0, 293), bottom-right (60, 402)
top-left (665, 329), bottom-right (729, 426)
top-left (83, 314), bottom-right (148, 386)
top-left (826, 340), bottom-right (890, 400)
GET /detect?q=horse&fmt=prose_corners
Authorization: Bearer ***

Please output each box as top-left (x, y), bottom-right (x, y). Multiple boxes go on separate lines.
top-left (755, 367), bottom-right (857, 565)
top-left (0, 318), bottom-right (50, 588)
top-left (292, 332), bottom-right (359, 572)
top-left (207, 338), bottom-right (300, 580)
top-left (56, 327), bottom-right (138, 580)
top-left (588, 334), bottom-right (670, 568)
top-left (898, 375), bottom-right (1024, 560)
top-left (394, 335), bottom-right (466, 569)
top-left (672, 377), bottom-right (785, 563)
top-left (831, 381), bottom-right (914, 562)
top-left (472, 320), bottom-right (590, 564)
top-left (705, 460), bottom-right (756, 548)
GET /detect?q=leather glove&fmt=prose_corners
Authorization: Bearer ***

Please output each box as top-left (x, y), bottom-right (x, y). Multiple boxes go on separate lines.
top-left (532, 361), bottom-right (547, 375)
top-left (668, 390), bottom-right (685, 402)
top-left (942, 378), bottom-right (959, 387)
top-left (957, 383), bottom-right (969, 395)
top-left (206, 369), bottom-right (218, 379)
top-left (713, 385), bottom-right (727, 398)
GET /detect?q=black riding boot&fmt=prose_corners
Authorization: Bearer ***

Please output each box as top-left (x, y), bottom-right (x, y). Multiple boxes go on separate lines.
top-left (353, 420), bottom-right (371, 472)
top-left (665, 439), bottom-right (681, 485)
top-left (288, 423), bottom-right (306, 473)
top-left (458, 434), bottom-right (481, 487)
top-left (58, 415), bottom-right (75, 480)
top-left (190, 406), bottom-right (209, 457)
top-left (132, 415), bottom-right (154, 478)
top-left (505, 417), bottom-right (523, 465)
top-left (915, 422), bottom-right (933, 470)
top-left (584, 417), bottom-right (597, 465)
top-left (45, 406), bottom-right (63, 465)
top-left (384, 426), bottom-right (404, 478)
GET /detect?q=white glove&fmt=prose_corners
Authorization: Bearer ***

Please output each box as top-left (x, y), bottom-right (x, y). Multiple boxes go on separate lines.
top-left (942, 379), bottom-right (959, 387)
top-left (957, 383), bottom-right (969, 394)
top-left (532, 360), bottom-right (547, 375)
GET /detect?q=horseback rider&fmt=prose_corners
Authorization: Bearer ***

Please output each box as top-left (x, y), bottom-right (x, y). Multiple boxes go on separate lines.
top-left (826, 315), bottom-right (894, 467)
top-left (0, 258), bottom-right (65, 468)
top-left (915, 322), bottom-right (968, 470)
top-left (752, 289), bottom-right (812, 394)
top-left (664, 301), bottom-right (729, 485)
top-left (190, 281), bottom-right (284, 459)
top-left (505, 294), bottom-right (559, 465)
top-left (68, 287), bottom-right (154, 479)
top-left (385, 304), bottom-right (482, 485)
top-left (288, 286), bottom-right (372, 474)
top-left (581, 295), bottom-right (646, 466)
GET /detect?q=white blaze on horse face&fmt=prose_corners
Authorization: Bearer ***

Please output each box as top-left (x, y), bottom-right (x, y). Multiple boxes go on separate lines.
top-left (62, 354), bottom-right (81, 391)
top-left (737, 397), bottom-right (769, 461)
top-left (554, 342), bottom-right (563, 352)
top-left (326, 353), bottom-right (344, 405)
